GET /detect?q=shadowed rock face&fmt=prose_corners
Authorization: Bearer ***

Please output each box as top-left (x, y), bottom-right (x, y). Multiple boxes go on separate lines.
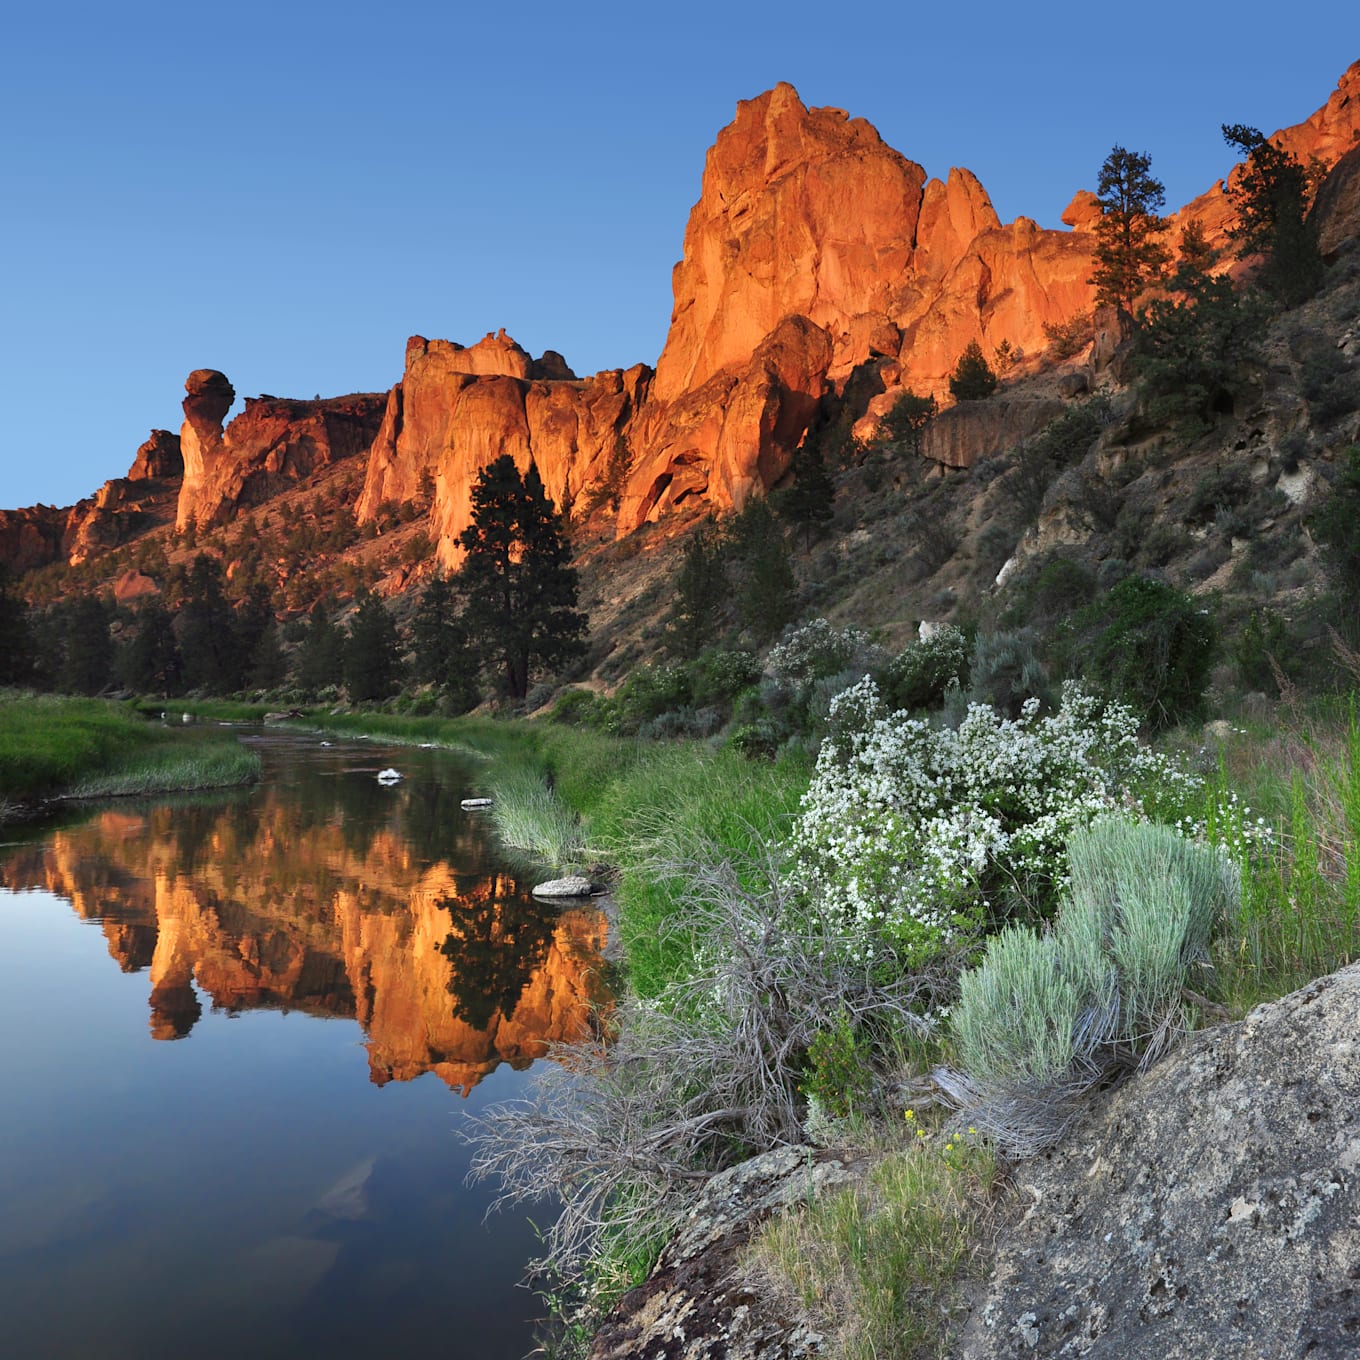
top-left (958, 963), bottom-right (1360, 1360)
top-left (1313, 141), bottom-right (1360, 260)
top-left (127, 429), bottom-right (183, 481)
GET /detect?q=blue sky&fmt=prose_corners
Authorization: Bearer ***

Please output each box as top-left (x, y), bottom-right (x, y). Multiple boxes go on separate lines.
top-left (1, 1), bottom-right (1351, 509)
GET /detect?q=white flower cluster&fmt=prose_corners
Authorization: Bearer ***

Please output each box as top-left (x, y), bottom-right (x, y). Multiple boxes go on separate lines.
top-left (792, 680), bottom-right (1200, 959)
top-left (766, 618), bottom-right (881, 687)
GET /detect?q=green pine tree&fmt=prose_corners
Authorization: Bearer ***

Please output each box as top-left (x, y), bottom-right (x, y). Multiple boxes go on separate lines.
top-left (948, 340), bottom-right (999, 402)
top-left (176, 555), bottom-right (236, 693)
top-left (297, 598), bottom-right (346, 697)
top-left (1222, 123), bottom-right (1324, 306)
top-left (0, 566), bottom-right (34, 687)
top-left (410, 572), bottom-right (480, 712)
top-left (118, 599), bottom-right (184, 695)
top-left (1090, 146), bottom-right (1170, 317)
top-left (779, 441), bottom-right (836, 549)
top-left (343, 589), bottom-right (403, 703)
top-left (666, 519), bottom-right (729, 657)
top-left (456, 456), bottom-right (587, 701)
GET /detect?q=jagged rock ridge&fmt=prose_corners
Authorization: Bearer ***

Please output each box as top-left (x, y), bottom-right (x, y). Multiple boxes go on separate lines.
top-left (4, 61), bottom-right (1359, 578)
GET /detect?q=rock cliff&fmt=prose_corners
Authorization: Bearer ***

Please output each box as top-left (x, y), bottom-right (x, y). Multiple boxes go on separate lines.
top-left (357, 333), bottom-right (651, 567)
top-left (176, 371), bottom-right (387, 531)
top-left (5, 61), bottom-right (1359, 583)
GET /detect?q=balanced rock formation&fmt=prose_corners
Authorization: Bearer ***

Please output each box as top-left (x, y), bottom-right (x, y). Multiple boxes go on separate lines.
top-left (358, 333), bottom-right (651, 567)
top-left (176, 368), bottom-right (386, 530)
top-left (959, 963), bottom-right (1360, 1359)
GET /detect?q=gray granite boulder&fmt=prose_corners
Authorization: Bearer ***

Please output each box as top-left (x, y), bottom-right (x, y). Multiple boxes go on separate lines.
top-left (959, 963), bottom-right (1360, 1359)
top-left (588, 1146), bottom-right (860, 1360)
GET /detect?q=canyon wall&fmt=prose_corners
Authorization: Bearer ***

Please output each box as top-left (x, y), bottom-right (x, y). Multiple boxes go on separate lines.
top-left (6, 61), bottom-right (1359, 580)
top-left (357, 332), bottom-right (651, 569)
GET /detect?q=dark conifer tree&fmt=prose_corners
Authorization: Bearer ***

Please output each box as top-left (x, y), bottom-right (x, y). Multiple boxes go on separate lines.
top-left (1221, 123), bottom-right (1324, 306)
top-left (1090, 146), bottom-right (1170, 316)
top-left (0, 566), bottom-right (34, 687)
top-left (456, 456), bottom-right (586, 701)
top-left (177, 555), bottom-right (236, 693)
top-left (948, 340), bottom-right (999, 401)
top-left (728, 499), bottom-right (797, 645)
top-left (667, 519), bottom-right (729, 658)
top-left (410, 572), bottom-right (480, 712)
top-left (779, 441), bottom-right (836, 549)
top-left (118, 599), bottom-right (184, 695)
top-left (297, 598), bottom-right (346, 697)
top-left (57, 595), bottom-right (115, 695)
top-left (343, 589), bottom-right (402, 703)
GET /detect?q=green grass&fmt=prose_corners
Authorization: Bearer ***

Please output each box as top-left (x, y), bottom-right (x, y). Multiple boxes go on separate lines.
top-left (751, 1135), bottom-right (998, 1360)
top-left (1206, 709), bottom-right (1360, 1010)
top-left (0, 691), bottom-right (260, 812)
top-left (489, 767), bottom-right (585, 870)
top-left (64, 744), bottom-right (263, 799)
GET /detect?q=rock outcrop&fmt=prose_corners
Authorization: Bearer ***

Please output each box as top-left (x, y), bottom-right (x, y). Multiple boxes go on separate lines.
top-left (1172, 59), bottom-right (1360, 256)
top-left (959, 963), bottom-right (1360, 1359)
top-left (357, 333), bottom-right (651, 567)
top-left (127, 429), bottom-right (183, 481)
top-left (0, 506), bottom-right (67, 573)
top-left (588, 1146), bottom-right (858, 1360)
top-left (612, 87), bottom-right (1100, 541)
top-left (1313, 140), bottom-right (1360, 259)
top-left (176, 371), bottom-right (387, 530)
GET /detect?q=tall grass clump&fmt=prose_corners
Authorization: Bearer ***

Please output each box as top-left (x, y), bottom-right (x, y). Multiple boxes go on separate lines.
top-left (1207, 711), bottom-right (1360, 1008)
top-left (0, 693), bottom-right (163, 801)
top-left (585, 743), bottom-right (811, 997)
top-left (489, 767), bottom-right (585, 870)
top-left (938, 819), bottom-right (1238, 1156)
top-left (751, 1138), bottom-right (998, 1360)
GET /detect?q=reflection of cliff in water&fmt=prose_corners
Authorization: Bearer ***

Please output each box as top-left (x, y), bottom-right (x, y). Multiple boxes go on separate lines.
top-left (0, 779), bottom-right (609, 1093)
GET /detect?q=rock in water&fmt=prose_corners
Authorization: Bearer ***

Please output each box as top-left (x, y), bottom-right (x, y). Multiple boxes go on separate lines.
top-left (959, 962), bottom-right (1360, 1359)
top-left (460, 797), bottom-right (493, 809)
top-left (376, 768), bottom-right (402, 784)
top-left (531, 876), bottom-right (596, 899)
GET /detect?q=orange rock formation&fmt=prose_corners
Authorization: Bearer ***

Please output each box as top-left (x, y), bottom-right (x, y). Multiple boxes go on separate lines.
top-left (5, 62), bottom-right (1359, 579)
top-left (176, 373), bottom-right (387, 531)
top-left (357, 333), bottom-right (650, 568)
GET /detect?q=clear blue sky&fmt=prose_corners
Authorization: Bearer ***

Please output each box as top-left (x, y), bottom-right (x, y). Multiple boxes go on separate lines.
top-left (1, 1), bottom-right (1351, 509)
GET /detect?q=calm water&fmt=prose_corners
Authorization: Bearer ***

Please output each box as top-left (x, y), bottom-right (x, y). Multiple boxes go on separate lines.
top-left (0, 733), bottom-right (609, 1360)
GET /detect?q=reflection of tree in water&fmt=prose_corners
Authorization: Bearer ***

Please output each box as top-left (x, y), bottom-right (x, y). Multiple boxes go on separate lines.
top-left (438, 876), bottom-right (558, 1032)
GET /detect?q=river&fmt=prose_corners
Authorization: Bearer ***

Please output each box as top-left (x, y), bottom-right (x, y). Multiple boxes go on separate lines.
top-left (0, 731), bottom-right (609, 1360)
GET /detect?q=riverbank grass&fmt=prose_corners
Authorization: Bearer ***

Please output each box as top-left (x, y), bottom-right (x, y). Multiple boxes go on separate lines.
top-left (0, 692), bottom-right (260, 812)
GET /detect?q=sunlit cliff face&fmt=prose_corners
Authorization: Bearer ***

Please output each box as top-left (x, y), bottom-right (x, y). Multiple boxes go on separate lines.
top-left (0, 794), bottom-right (610, 1094)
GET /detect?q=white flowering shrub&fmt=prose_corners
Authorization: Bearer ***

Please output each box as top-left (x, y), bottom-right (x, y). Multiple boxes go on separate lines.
top-left (766, 619), bottom-right (883, 689)
top-left (792, 680), bottom-right (1200, 960)
top-left (878, 625), bottom-right (971, 711)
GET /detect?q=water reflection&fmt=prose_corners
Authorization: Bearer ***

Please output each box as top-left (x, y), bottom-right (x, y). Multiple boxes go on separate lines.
top-left (0, 738), bottom-right (610, 1092)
